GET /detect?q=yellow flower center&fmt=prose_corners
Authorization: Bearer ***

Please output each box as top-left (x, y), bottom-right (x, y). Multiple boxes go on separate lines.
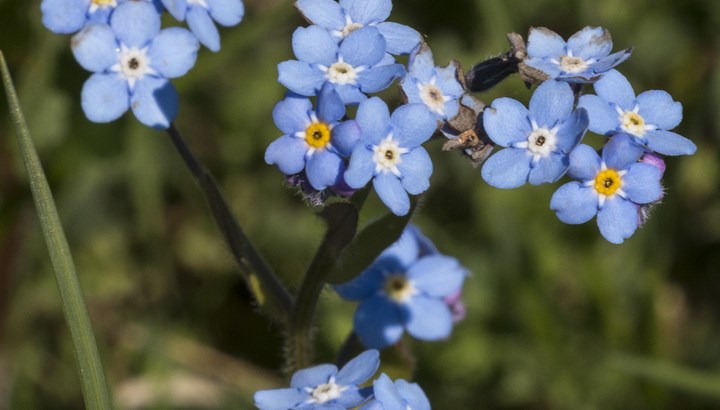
top-left (384, 275), bottom-right (415, 303)
top-left (92, 0), bottom-right (116, 6)
top-left (594, 168), bottom-right (622, 196)
top-left (620, 111), bottom-right (646, 136)
top-left (304, 122), bottom-right (331, 149)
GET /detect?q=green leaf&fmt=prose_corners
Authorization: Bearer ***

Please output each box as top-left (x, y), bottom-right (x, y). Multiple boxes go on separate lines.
top-left (0, 51), bottom-right (112, 409)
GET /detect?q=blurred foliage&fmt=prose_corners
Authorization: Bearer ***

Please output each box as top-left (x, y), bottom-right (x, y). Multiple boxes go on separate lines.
top-left (1, 0), bottom-right (719, 408)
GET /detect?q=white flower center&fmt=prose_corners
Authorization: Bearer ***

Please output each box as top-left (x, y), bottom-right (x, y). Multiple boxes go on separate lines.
top-left (559, 55), bottom-right (589, 73)
top-left (418, 80), bottom-right (448, 116)
top-left (384, 275), bottom-right (416, 303)
top-left (309, 381), bottom-right (345, 404)
top-left (525, 127), bottom-right (558, 158)
top-left (112, 45), bottom-right (156, 89)
top-left (617, 105), bottom-right (651, 136)
top-left (373, 134), bottom-right (408, 176)
top-left (325, 60), bottom-right (359, 85)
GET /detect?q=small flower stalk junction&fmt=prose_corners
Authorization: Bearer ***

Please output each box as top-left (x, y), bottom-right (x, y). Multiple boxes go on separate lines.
top-left (35, 0), bottom-right (697, 407)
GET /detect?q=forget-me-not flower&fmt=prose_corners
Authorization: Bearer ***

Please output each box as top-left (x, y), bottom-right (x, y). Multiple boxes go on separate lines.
top-left (550, 134), bottom-right (664, 244)
top-left (523, 26), bottom-right (632, 83)
top-left (294, 0), bottom-right (421, 55)
top-left (400, 43), bottom-right (465, 121)
top-left (253, 350), bottom-right (379, 410)
top-left (481, 80), bottom-right (589, 188)
top-left (278, 25), bottom-right (405, 104)
top-left (335, 226), bottom-right (467, 349)
top-left (70, 1), bottom-right (199, 129)
top-left (265, 84), bottom-right (361, 191)
top-left (344, 99), bottom-right (437, 215)
top-left (41, 0), bottom-right (162, 34)
top-left (361, 374), bottom-right (431, 410)
top-left (578, 69), bottom-right (696, 156)
top-left (161, 0), bottom-right (244, 52)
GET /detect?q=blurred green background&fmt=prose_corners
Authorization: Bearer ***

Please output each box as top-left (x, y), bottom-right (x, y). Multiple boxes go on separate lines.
top-left (1, 0), bottom-right (719, 408)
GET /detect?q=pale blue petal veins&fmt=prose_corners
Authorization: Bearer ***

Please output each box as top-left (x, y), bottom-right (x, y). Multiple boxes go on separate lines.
top-left (81, 73), bottom-right (130, 123)
top-left (111, 1), bottom-right (161, 47)
top-left (374, 172), bottom-right (410, 216)
top-left (295, 0), bottom-right (344, 30)
top-left (306, 150), bottom-right (344, 190)
top-left (344, 145), bottom-right (375, 189)
top-left (42, 0), bottom-right (89, 34)
top-left (331, 120), bottom-right (361, 157)
top-left (550, 182), bottom-right (598, 224)
top-left (265, 135), bottom-right (307, 175)
top-left (593, 69), bottom-right (635, 110)
top-left (602, 134), bottom-right (644, 169)
top-left (253, 388), bottom-right (307, 410)
top-left (291, 364), bottom-right (337, 388)
top-left (566, 26), bottom-right (612, 60)
top-left (391, 103), bottom-right (437, 147)
top-left (377, 22), bottom-right (422, 55)
top-left (358, 64), bottom-right (405, 93)
top-left (597, 197), bottom-right (638, 244)
top-left (340, 0), bottom-right (392, 24)
top-left (483, 98), bottom-right (531, 147)
top-left (644, 130), bottom-right (697, 156)
top-left (340, 27), bottom-right (386, 67)
top-left (277, 60), bottom-right (325, 96)
top-left (405, 296), bottom-right (452, 340)
top-left (130, 76), bottom-right (178, 129)
top-left (354, 295), bottom-right (405, 349)
top-left (356, 97), bottom-right (391, 144)
top-left (207, 0), bottom-right (244, 26)
top-left (148, 27), bottom-right (199, 78)
top-left (397, 148), bottom-right (432, 195)
top-left (272, 95), bottom-right (311, 134)
top-left (636, 90), bottom-right (682, 130)
top-left (622, 163), bottom-right (663, 204)
top-left (335, 350), bottom-right (379, 386)
top-left (292, 25), bottom-right (338, 66)
top-left (528, 152), bottom-right (568, 185)
top-left (71, 24), bottom-right (118, 72)
top-left (578, 94), bottom-right (619, 135)
top-left (408, 255), bottom-right (465, 297)
top-left (187, 6), bottom-right (220, 51)
top-left (567, 144), bottom-right (601, 181)
top-left (527, 27), bottom-right (566, 58)
top-left (529, 80), bottom-right (573, 127)
top-left (481, 148), bottom-right (532, 189)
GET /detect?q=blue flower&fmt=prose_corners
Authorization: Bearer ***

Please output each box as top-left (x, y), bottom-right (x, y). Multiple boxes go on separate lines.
top-left (265, 84), bottom-right (362, 191)
top-left (41, 0), bottom-right (162, 34)
top-left (335, 226), bottom-right (467, 349)
top-left (400, 43), bottom-right (465, 121)
top-left (294, 0), bottom-right (421, 55)
top-left (523, 26), bottom-right (632, 83)
top-left (578, 69), bottom-right (697, 156)
top-left (550, 134), bottom-right (664, 244)
top-left (344, 99), bottom-right (437, 215)
top-left (253, 350), bottom-right (380, 410)
top-left (70, 1), bottom-right (199, 129)
top-left (161, 0), bottom-right (244, 52)
top-left (361, 374), bottom-right (431, 410)
top-left (481, 80), bottom-right (589, 188)
top-left (278, 25), bottom-right (405, 104)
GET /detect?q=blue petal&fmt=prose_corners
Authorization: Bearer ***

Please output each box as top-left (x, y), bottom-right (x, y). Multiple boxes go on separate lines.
top-left (354, 295), bottom-right (405, 349)
top-left (291, 364), bottom-right (337, 388)
top-left (340, 0), bottom-right (391, 24)
top-left (292, 25), bottom-right (338, 66)
top-left (207, 0), bottom-right (244, 27)
top-left (408, 255), bottom-right (465, 297)
top-left (567, 144), bottom-right (601, 181)
top-left (622, 163), bottom-right (663, 204)
top-left (578, 94), bottom-right (619, 135)
top-left (407, 43), bottom-right (434, 82)
top-left (71, 23), bottom-right (118, 72)
top-left (644, 130), bottom-right (697, 156)
top-left (41, 0), bottom-right (89, 34)
top-left (391, 104), bottom-right (437, 147)
top-left (554, 108), bottom-right (589, 153)
top-left (295, 0), bottom-right (344, 30)
top-left (377, 22), bottom-right (421, 55)
top-left (340, 26), bottom-right (386, 67)
top-left (336, 386), bottom-right (373, 409)
top-left (566, 26), bottom-right (612, 60)
top-left (187, 6), bottom-right (220, 51)
top-left (397, 148), bottom-right (432, 195)
top-left (636, 90), bottom-right (682, 131)
top-left (358, 64), bottom-right (405, 93)
top-left (344, 145), bottom-right (375, 189)
top-left (335, 350), bottom-right (380, 386)
top-left (130, 77), bottom-right (178, 129)
top-left (111, 1), bottom-right (161, 48)
top-left (277, 60), bottom-right (325, 96)
top-left (272, 95), bottom-right (312, 134)
top-left (253, 388), bottom-right (308, 410)
top-left (306, 150), bottom-right (344, 190)
top-left (334, 263), bottom-right (385, 300)
top-left (332, 120), bottom-right (361, 157)
top-left (435, 63), bottom-right (464, 97)
top-left (395, 380), bottom-right (430, 410)
top-left (523, 58), bottom-right (562, 79)
top-left (371, 374), bottom-right (405, 410)
top-left (81, 73), bottom-right (129, 123)
top-left (597, 196), bottom-right (638, 244)
top-left (528, 152), bottom-right (569, 185)
top-left (317, 83), bottom-right (345, 123)
top-left (602, 134), bottom-right (644, 170)
top-left (590, 48), bottom-right (632, 75)
top-left (593, 69), bottom-right (635, 110)
top-left (161, 0), bottom-right (187, 20)
top-left (550, 182), bottom-right (598, 224)
top-left (265, 135), bottom-right (308, 175)
top-left (483, 98), bottom-right (531, 147)
top-left (381, 227), bottom-right (421, 267)
top-left (481, 148), bottom-right (532, 189)
top-left (360, 400), bottom-right (383, 410)
top-left (529, 80), bottom-right (574, 128)
top-left (334, 84), bottom-right (368, 105)
top-left (374, 172), bottom-right (410, 216)
top-left (527, 27), bottom-right (566, 58)
top-left (148, 27), bottom-right (199, 78)
top-left (356, 97), bottom-right (391, 144)
top-left (405, 296), bottom-right (453, 341)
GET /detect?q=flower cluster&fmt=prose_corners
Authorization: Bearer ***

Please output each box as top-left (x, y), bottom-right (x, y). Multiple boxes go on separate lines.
top-left (40, 0), bottom-right (244, 128)
top-left (253, 349), bottom-right (431, 410)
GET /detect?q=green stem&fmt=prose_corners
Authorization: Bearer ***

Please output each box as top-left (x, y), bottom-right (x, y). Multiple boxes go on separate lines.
top-left (1, 51), bottom-right (112, 409)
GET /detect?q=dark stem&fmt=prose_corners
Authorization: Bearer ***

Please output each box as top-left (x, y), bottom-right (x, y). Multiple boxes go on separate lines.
top-left (336, 332), bottom-right (362, 368)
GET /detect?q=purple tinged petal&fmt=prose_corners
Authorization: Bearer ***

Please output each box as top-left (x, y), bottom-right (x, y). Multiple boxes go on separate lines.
top-left (334, 264), bottom-right (385, 300)
top-left (340, 0), bottom-right (392, 24)
top-left (344, 145), bottom-right (375, 189)
top-left (291, 364), bottom-right (338, 388)
top-left (593, 69), bottom-right (635, 109)
top-left (295, 0), bottom-right (344, 30)
top-left (578, 94), bottom-right (619, 135)
top-left (335, 350), bottom-right (380, 386)
top-left (376, 22), bottom-right (421, 55)
top-left (130, 77), bottom-right (178, 129)
top-left (354, 295), bottom-right (405, 349)
top-left (207, 0), bottom-right (244, 27)
top-left (597, 197), bottom-right (638, 244)
top-left (331, 120), bottom-right (361, 157)
top-left (408, 255), bottom-right (465, 297)
top-left (567, 144), bottom-right (601, 181)
top-left (253, 387), bottom-right (308, 410)
top-left (566, 26), bottom-right (612, 60)
top-left (317, 83), bottom-right (345, 123)
top-left (81, 73), bottom-right (129, 123)
top-left (622, 163), bottom-right (663, 204)
top-left (358, 64), bottom-right (405, 93)
top-left (528, 152), bottom-right (569, 185)
top-left (590, 48), bottom-right (632, 75)
top-left (187, 6), bottom-right (220, 51)
top-left (71, 24), bottom-right (118, 72)
top-left (391, 104), bottom-right (437, 147)
top-left (636, 90), bottom-right (682, 130)
top-left (111, 1), bottom-right (161, 48)
top-left (481, 148), bottom-right (532, 189)
top-left (148, 27), bottom-right (199, 78)
top-left (161, 0), bottom-right (187, 20)
top-left (272, 95), bottom-right (312, 134)
top-left (550, 182), bottom-right (598, 224)
top-left (306, 150), bottom-right (344, 190)
top-left (41, 0), bottom-right (89, 34)
top-left (395, 380), bottom-right (431, 410)
top-left (292, 25), bottom-right (339, 66)
top-left (527, 27), bottom-right (566, 58)
top-left (374, 172), bottom-right (410, 216)
top-left (277, 60), bottom-right (325, 96)
top-left (483, 98), bottom-right (531, 147)
top-left (602, 133), bottom-right (644, 170)
top-left (643, 130), bottom-right (697, 156)
top-left (356, 97), bottom-right (391, 144)
top-left (529, 80), bottom-right (574, 128)
top-left (340, 26), bottom-right (386, 67)
top-left (265, 135), bottom-right (308, 175)
top-left (397, 148), bottom-right (432, 195)
top-left (405, 296), bottom-right (453, 340)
